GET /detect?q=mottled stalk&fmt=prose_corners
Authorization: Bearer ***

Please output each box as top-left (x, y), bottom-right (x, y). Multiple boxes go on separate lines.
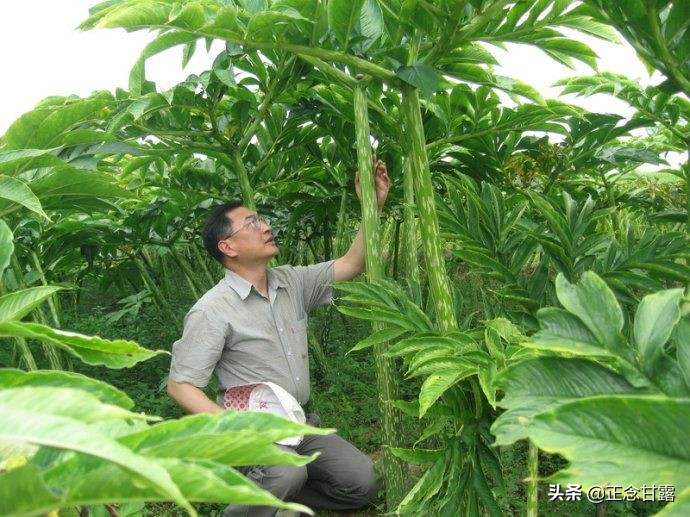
top-left (334, 190), bottom-right (349, 257)
top-left (354, 82), bottom-right (408, 509)
top-left (400, 84), bottom-right (457, 332)
top-left (527, 440), bottom-right (539, 517)
top-left (232, 150), bottom-right (256, 209)
top-left (401, 154), bottom-right (421, 299)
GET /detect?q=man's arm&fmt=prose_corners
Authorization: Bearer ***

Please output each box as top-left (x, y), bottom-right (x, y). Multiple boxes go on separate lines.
top-left (167, 379), bottom-right (224, 414)
top-left (334, 158), bottom-right (390, 282)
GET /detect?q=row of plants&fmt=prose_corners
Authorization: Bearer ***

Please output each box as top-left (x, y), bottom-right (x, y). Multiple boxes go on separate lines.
top-left (1, 0), bottom-right (688, 514)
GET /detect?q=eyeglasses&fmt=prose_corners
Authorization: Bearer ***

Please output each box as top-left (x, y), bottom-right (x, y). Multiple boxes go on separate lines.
top-left (223, 215), bottom-right (270, 239)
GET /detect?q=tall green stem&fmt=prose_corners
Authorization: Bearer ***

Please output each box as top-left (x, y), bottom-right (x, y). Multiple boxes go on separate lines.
top-left (134, 256), bottom-right (179, 330)
top-left (400, 85), bottom-right (457, 332)
top-left (232, 150), bottom-right (256, 209)
top-left (0, 281), bottom-right (37, 371)
top-left (334, 190), bottom-right (349, 257)
top-left (685, 146), bottom-right (690, 234)
top-left (190, 241), bottom-right (218, 288)
top-left (527, 440), bottom-right (539, 517)
top-left (11, 255), bottom-right (61, 370)
top-left (401, 154), bottom-right (421, 301)
top-left (354, 82), bottom-right (408, 509)
top-left (30, 251), bottom-right (61, 327)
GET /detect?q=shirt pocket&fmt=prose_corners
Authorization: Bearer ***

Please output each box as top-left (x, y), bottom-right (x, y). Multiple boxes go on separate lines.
top-left (290, 317), bottom-right (308, 359)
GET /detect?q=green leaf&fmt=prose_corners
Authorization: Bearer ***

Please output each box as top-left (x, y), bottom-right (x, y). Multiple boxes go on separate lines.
top-left (0, 369), bottom-right (133, 409)
top-left (386, 335), bottom-right (469, 358)
top-left (52, 458), bottom-right (310, 512)
top-left (389, 447), bottom-right (444, 463)
top-left (129, 31), bottom-right (200, 96)
top-left (419, 369), bottom-right (473, 417)
top-left (656, 485), bottom-right (690, 516)
top-left (336, 305), bottom-right (417, 330)
top-left (327, 0), bottom-right (364, 50)
top-left (0, 287), bottom-right (63, 322)
top-left (0, 387), bottom-right (192, 514)
top-left (528, 307), bottom-right (613, 357)
top-left (676, 317), bottom-right (690, 390)
top-left (0, 148), bottom-right (63, 176)
top-left (396, 64), bottom-right (440, 100)
top-left (3, 100), bottom-right (112, 151)
top-left (529, 396), bottom-right (690, 495)
top-left (555, 272), bottom-right (625, 354)
top-left (0, 176), bottom-right (49, 220)
top-left (349, 327), bottom-right (408, 352)
top-left (29, 167), bottom-right (134, 209)
top-left (634, 288), bottom-right (684, 375)
top-left (398, 447), bottom-right (451, 512)
top-left (0, 464), bottom-right (61, 517)
top-left (0, 321), bottom-right (165, 368)
top-left (492, 357), bottom-right (641, 445)
top-left (0, 220), bottom-right (13, 278)
top-left (353, 0), bottom-right (384, 53)
top-left (120, 411), bottom-right (332, 461)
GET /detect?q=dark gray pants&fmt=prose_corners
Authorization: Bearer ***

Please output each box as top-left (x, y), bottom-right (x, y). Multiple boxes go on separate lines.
top-left (224, 433), bottom-right (380, 516)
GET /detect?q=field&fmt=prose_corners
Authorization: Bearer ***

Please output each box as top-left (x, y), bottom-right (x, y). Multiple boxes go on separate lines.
top-left (1, 0), bottom-right (689, 516)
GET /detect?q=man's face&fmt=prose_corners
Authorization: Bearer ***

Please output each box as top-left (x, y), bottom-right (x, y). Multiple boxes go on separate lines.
top-left (220, 206), bottom-right (279, 263)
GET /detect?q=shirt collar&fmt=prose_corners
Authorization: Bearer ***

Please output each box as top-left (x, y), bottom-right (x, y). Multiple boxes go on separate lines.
top-left (224, 268), bottom-right (286, 301)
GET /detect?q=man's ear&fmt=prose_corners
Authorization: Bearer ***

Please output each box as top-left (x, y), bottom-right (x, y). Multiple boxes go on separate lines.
top-left (218, 239), bottom-right (238, 259)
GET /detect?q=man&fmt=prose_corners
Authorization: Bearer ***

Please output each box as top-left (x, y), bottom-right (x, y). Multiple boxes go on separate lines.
top-left (167, 159), bottom-right (390, 516)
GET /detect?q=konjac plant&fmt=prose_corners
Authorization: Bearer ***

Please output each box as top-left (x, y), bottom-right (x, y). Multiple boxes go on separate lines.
top-left (1, 0), bottom-right (689, 515)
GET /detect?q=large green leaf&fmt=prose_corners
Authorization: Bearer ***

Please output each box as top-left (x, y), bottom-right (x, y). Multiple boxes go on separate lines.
top-left (129, 31), bottom-right (200, 96)
top-left (528, 395), bottom-right (690, 507)
top-left (492, 357), bottom-right (643, 445)
top-left (353, 0), bottom-right (384, 53)
top-left (0, 387), bottom-right (192, 514)
top-left (634, 288), bottom-right (684, 375)
top-left (29, 167), bottom-right (134, 208)
top-left (0, 321), bottom-right (165, 368)
top-left (677, 317), bottom-right (690, 389)
top-left (527, 307), bottom-right (615, 358)
top-left (3, 100), bottom-right (112, 150)
top-left (0, 149), bottom-right (64, 177)
top-left (554, 272), bottom-right (627, 356)
top-left (48, 458), bottom-right (311, 512)
top-left (0, 287), bottom-right (63, 323)
top-left (0, 220), bottom-right (12, 277)
top-left (0, 176), bottom-right (49, 220)
top-left (0, 465), bottom-right (62, 517)
top-left (327, 0), bottom-right (364, 50)
top-left (418, 368), bottom-right (474, 417)
top-left (120, 411), bottom-right (332, 457)
top-left (0, 369), bottom-right (133, 409)
top-left (396, 64), bottom-right (440, 100)
top-left (350, 327), bottom-right (408, 352)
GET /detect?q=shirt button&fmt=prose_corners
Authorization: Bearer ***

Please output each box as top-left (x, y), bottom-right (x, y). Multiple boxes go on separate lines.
top-left (287, 351), bottom-right (292, 356)
top-left (279, 328), bottom-right (283, 332)
top-left (296, 377), bottom-right (300, 381)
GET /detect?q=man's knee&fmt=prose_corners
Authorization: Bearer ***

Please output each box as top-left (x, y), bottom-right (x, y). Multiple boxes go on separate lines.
top-left (331, 456), bottom-right (379, 506)
top-left (266, 464), bottom-right (309, 498)
top-left (351, 462), bottom-right (380, 505)
top-left (224, 464), bottom-right (308, 517)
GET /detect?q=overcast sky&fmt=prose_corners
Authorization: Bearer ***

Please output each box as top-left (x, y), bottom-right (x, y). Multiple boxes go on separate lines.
top-left (0, 1), bottom-right (657, 136)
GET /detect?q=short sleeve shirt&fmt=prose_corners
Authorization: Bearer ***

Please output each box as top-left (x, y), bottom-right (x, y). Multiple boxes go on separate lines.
top-left (169, 260), bottom-right (335, 405)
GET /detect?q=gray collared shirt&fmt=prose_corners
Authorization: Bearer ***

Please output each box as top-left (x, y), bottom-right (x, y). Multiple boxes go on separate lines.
top-left (169, 260), bottom-right (335, 405)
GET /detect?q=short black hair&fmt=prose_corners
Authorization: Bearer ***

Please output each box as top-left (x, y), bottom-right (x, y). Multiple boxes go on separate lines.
top-left (202, 201), bottom-right (243, 263)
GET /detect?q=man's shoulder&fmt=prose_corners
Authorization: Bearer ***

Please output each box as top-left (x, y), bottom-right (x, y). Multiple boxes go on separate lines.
top-left (188, 278), bottom-right (235, 314)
